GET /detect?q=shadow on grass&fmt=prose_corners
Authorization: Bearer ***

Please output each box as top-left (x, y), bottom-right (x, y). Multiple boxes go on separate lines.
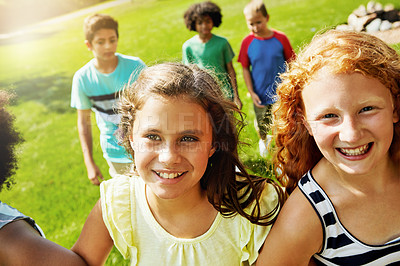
top-left (0, 74), bottom-right (74, 113)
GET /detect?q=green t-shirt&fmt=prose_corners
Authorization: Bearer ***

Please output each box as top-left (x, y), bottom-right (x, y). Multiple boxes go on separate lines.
top-left (182, 34), bottom-right (235, 100)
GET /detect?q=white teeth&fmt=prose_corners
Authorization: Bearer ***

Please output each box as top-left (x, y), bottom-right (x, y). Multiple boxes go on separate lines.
top-left (340, 144), bottom-right (369, 156)
top-left (156, 172), bottom-right (183, 179)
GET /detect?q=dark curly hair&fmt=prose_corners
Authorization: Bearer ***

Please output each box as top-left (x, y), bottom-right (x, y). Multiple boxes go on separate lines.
top-left (184, 1), bottom-right (222, 31)
top-left (0, 92), bottom-right (23, 192)
top-left (118, 62), bottom-right (286, 225)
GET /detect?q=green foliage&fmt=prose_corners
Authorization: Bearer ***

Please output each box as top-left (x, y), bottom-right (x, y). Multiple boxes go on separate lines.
top-left (0, 0), bottom-right (398, 264)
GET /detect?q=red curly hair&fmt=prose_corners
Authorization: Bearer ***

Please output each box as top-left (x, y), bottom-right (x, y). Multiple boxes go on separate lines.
top-left (273, 29), bottom-right (400, 194)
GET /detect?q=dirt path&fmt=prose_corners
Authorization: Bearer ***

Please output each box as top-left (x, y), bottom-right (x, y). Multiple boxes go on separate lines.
top-left (0, 0), bottom-right (130, 41)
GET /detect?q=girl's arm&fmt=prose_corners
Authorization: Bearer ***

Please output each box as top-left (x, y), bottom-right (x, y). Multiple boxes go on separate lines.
top-left (256, 188), bottom-right (323, 266)
top-left (0, 220), bottom-right (87, 266)
top-left (71, 199), bottom-right (114, 266)
top-left (226, 61), bottom-right (242, 109)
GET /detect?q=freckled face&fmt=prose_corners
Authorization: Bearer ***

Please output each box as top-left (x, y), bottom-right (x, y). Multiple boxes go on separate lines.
top-left (302, 70), bottom-right (399, 176)
top-left (130, 96), bottom-right (215, 200)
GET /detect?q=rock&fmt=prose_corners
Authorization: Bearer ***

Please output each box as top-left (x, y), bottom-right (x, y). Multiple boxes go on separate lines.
top-left (367, 1), bottom-right (377, 13)
top-left (382, 9), bottom-right (399, 22)
top-left (353, 5), bottom-right (367, 17)
top-left (384, 3), bottom-right (395, 12)
top-left (343, 2), bottom-right (400, 34)
top-left (357, 13), bottom-right (377, 31)
top-left (366, 18), bottom-right (382, 32)
top-left (380, 20), bottom-right (392, 31)
top-left (392, 21), bottom-right (400, 29)
top-left (349, 13), bottom-right (377, 32)
top-left (374, 2), bottom-right (383, 13)
top-left (348, 13), bottom-right (358, 29)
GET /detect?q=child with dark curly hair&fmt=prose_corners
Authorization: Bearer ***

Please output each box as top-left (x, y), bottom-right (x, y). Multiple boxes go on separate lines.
top-left (0, 92), bottom-right (85, 265)
top-left (182, 1), bottom-right (242, 109)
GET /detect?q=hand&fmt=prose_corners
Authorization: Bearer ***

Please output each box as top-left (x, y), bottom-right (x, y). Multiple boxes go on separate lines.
top-left (86, 163), bottom-right (104, 186)
top-left (250, 93), bottom-right (264, 108)
top-left (234, 96), bottom-right (243, 110)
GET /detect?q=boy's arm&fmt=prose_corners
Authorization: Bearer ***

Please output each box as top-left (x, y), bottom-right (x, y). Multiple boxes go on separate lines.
top-left (71, 200), bottom-right (114, 265)
top-left (242, 67), bottom-right (264, 107)
top-left (226, 61), bottom-right (242, 109)
top-left (274, 31), bottom-right (296, 62)
top-left (256, 188), bottom-right (322, 265)
top-left (77, 109), bottom-right (104, 185)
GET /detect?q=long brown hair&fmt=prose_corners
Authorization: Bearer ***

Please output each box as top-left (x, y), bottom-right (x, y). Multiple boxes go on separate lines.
top-left (119, 62), bottom-right (285, 225)
top-left (273, 29), bottom-right (400, 194)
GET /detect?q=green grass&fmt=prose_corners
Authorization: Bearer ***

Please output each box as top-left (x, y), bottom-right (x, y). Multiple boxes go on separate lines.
top-left (0, 0), bottom-right (398, 264)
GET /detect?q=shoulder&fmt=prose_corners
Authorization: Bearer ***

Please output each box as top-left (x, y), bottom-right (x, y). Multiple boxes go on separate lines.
top-left (100, 175), bottom-right (140, 218)
top-left (272, 29), bottom-right (289, 38)
top-left (278, 187), bottom-right (321, 231)
top-left (282, 173), bottom-right (323, 234)
top-left (0, 220), bottom-right (45, 264)
top-left (272, 29), bottom-right (291, 42)
top-left (233, 182), bottom-right (283, 265)
top-left (73, 60), bottom-right (94, 80)
top-left (100, 176), bottom-right (141, 259)
top-left (72, 60), bottom-right (97, 88)
top-left (116, 53), bottom-right (146, 67)
top-left (100, 174), bottom-right (135, 198)
top-left (240, 34), bottom-right (255, 45)
top-left (241, 33), bottom-right (254, 41)
top-left (257, 187), bottom-right (323, 264)
top-left (255, 181), bottom-right (281, 216)
top-left (183, 35), bottom-right (198, 46)
top-left (0, 219), bottom-right (39, 264)
top-left (212, 34), bottom-right (228, 42)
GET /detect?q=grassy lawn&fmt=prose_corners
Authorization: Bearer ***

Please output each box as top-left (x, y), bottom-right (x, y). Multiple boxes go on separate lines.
top-left (0, 0), bottom-right (398, 264)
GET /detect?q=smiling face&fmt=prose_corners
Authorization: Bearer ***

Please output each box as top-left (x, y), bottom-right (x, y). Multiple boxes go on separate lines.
top-left (130, 95), bottom-right (215, 200)
top-left (195, 15), bottom-right (214, 40)
top-left (302, 69), bottom-right (399, 176)
top-left (85, 28), bottom-right (118, 62)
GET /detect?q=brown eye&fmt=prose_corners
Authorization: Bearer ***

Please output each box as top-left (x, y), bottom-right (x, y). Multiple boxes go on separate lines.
top-left (146, 134), bottom-right (161, 141)
top-left (181, 136), bottom-right (198, 142)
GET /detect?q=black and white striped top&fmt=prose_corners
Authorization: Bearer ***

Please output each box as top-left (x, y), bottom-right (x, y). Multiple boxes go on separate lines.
top-left (298, 171), bottom-right (400, 265)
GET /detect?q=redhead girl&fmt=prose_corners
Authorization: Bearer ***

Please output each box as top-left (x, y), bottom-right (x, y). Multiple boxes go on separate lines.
top-left (257, 30), bottom-right (400, 265)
